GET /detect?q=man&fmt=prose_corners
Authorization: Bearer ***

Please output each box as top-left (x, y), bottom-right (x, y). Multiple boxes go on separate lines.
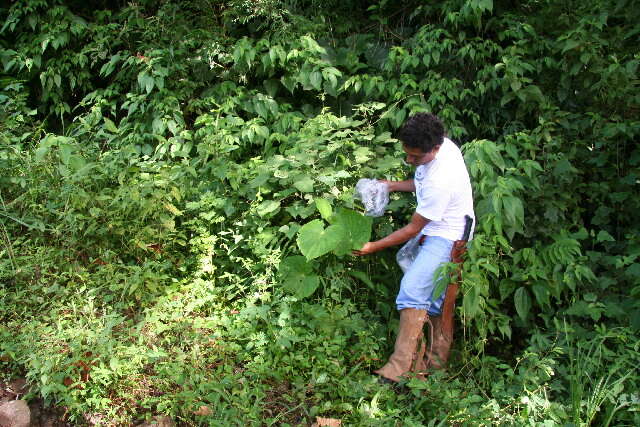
top-left (353, 112), bottom-right (475, 382)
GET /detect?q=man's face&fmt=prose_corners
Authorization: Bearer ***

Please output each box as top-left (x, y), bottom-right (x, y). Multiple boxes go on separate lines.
top-left (402, 145), bottom-right (439, 166)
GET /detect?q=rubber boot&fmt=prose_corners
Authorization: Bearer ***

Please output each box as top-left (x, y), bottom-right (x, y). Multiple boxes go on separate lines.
top-left (412, 329), bottom-right (428, 379)
top-left (424, 315), bottom-right (452, 370)
top-left (374, 308), bottom-right (427, 382)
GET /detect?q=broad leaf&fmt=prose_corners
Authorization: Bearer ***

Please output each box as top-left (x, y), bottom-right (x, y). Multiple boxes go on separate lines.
top-left (279, 256), bottom-right (319, 298)
top-left (297, 219), bottom-right (342, 260)
top-left (331, 208), bottom-right (372, 255)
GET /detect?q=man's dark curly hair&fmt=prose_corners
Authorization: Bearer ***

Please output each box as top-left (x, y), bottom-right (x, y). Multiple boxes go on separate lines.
top-left (396, 113), bottom-right (445, 153)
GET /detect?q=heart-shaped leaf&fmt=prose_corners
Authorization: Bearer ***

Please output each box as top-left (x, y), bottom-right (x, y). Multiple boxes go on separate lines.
top-left (331, 208), bottom-right (372, 255)
top-left (279, 256), bottom-right (319, 298)
top-left (296, 219), bottom-right (342, 260)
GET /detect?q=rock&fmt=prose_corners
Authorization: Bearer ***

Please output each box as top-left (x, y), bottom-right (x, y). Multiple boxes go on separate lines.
top-left (0, 400), bottom-right (30, 427)
top-left (137, 415), bottom-right (175, 427)
top-left (311, 417), bottom-right (342, 427)
top-left (193, 405), bottom-right (213, 416)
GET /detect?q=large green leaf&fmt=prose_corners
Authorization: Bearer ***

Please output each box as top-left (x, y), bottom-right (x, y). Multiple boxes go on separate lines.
top-left (278, 256), bottom-right (319, 298)
top-left (331, 208), bottom-right (372, 255)
top-left (296, 219), bottom-right (342, 260)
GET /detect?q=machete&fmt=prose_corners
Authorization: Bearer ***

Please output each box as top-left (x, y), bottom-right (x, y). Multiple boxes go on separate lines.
top-left (462, 215), bottom-right (473, 242)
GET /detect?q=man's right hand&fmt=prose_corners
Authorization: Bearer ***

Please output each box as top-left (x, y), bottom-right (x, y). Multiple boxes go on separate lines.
top-left (379, 179), bottom-right (415, 193)
top-left (352, 241), bottom-right (380, 256)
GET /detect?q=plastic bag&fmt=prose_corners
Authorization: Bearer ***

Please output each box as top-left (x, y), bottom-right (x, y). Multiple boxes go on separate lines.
top-left (354, 179), bottom-right (389, 217)
top-left (396, 234), bottom-right (421, 273)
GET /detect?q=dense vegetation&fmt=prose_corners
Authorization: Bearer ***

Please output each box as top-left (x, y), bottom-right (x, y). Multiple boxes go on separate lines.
top-left (1, 0), bottom-right (639, 424)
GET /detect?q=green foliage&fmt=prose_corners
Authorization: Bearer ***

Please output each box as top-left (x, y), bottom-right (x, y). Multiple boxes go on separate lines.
top-left (296, 208), bottom-right (372, 260)
top-left (279, 255), bottom-right (319, 298)
top-left (297, 219), bottom-right (344, 260)
top-left (1, 0), bottom-right (639, 424)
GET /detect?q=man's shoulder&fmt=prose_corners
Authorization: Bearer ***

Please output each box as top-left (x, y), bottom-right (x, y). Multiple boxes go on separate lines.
top-left (437, 138), bottom-right (467, 172)
top-left (421, 139), bottom-right (467, 185)
top-left (440, 138), bottom-right (463, 158)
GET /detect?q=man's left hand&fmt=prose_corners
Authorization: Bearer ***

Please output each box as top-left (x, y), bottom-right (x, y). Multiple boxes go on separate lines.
top-left (352, 242), bottom-right (379, 256)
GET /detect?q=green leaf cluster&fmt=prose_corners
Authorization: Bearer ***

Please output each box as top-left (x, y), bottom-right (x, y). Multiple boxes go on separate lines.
top-left (297, 207), bottom-right (372, 260)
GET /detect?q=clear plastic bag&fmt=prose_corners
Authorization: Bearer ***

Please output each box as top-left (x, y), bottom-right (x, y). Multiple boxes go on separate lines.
top-left (354, 178), bottom-right (389, 217)
top-left (396, 234), bottom-right (421, 273)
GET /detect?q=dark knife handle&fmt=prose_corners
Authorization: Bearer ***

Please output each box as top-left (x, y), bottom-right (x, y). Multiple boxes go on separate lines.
top-left (462, 215), bottom-right (473, 241)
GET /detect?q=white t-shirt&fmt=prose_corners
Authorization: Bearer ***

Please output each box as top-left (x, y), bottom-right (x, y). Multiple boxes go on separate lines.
top-left (414, 138), bottom-right (475, 241)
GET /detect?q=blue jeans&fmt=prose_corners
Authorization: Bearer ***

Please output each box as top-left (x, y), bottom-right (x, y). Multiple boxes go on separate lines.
top-left (396, 235), bottom-right (454, 315)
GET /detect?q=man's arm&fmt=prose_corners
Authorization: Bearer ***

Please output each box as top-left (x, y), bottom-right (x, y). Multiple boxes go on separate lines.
top-left (381, 179), bottom-right (415, 192)
top-left (353, 212), bottom-right (429, 256)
